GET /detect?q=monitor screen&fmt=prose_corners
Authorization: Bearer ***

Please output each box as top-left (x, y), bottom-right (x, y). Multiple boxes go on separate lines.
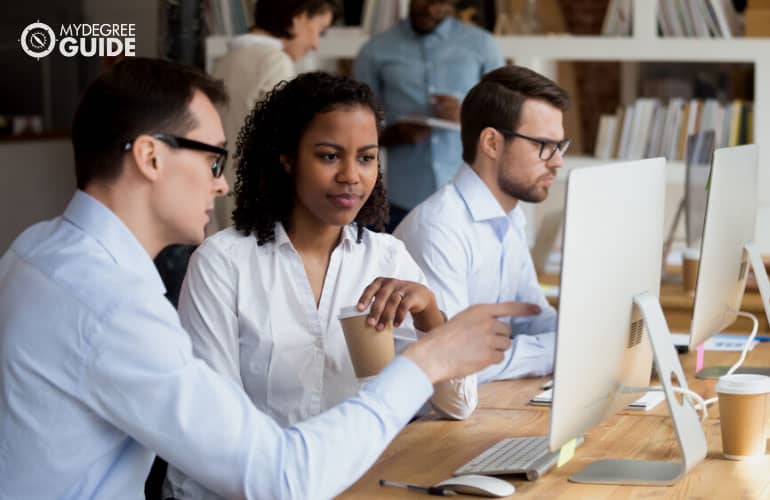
top-left (549, 158), bottom-right (665, 452)
top-left (689, 145), bottom-right (758, 350)
top-left (684, 130), bottom-right (716, 248)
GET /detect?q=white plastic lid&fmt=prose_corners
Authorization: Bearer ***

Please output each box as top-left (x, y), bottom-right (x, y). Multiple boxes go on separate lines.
top-left (682, 246), bottom-right (701, 260)
top-left (716, 374), bottom-right (770, 395)
top-left (338, 304), bottom-right (370, 320)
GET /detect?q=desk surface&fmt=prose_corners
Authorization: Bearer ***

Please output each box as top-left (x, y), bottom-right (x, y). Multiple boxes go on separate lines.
top-left (477, 342), bottom-right (770, 418)
top-left (338, 408), bottom-right (770, 499)
top-left (337, 338), bottom-right (770, 499)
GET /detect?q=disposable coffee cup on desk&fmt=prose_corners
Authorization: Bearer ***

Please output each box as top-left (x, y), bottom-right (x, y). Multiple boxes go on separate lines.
top-left (682, 247), bottom-right (700, 294)
top-left (716, 374), bottom-right (770, 460)
top-left (339, 305), bottom-right (395, 379)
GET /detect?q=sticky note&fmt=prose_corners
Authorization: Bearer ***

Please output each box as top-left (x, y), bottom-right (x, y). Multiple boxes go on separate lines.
top-left (695, 343), bottom-right (705, 372)
top-left (557, 438), bottom-right (576, 467)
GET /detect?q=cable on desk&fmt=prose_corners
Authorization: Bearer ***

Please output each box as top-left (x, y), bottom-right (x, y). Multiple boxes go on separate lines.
top-left (698, 310), bottom-right (760, 409)
top-left (725, 311), bottom-right (759, 376)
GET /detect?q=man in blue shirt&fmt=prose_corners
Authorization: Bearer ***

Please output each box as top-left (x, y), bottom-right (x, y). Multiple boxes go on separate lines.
top-left (0, 58), bottom-right (538, 499)
top-left (396, 65), bottom-right (571, 382)
top-left (354, 0), bottom-right (504, 230)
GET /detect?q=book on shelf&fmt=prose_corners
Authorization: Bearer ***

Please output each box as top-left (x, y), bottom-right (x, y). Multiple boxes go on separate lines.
top-left (594, 114), bottom-right (618, 159)
top-left (625, 98), bottom-right (656, 160)
top-left (645, 103), bottom-right (666, 158)
top-left (593, 97), bottom-right (753, 162)
top-left (657, 0), bottom-right (738, 38)
top-left (602, 0), bottom-right (633, 36)
top-left (616, 103), bottom-right (635, 160)
top-left (206, 0), bottom-right (254, 36)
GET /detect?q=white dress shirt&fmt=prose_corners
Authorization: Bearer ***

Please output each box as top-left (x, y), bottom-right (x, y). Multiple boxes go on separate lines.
top-left (0, 191), bottom-right (434, 500)
top-left (395, 164), bottom-right (557, 383)
top-left (165, 223), bottom-right (477, 499)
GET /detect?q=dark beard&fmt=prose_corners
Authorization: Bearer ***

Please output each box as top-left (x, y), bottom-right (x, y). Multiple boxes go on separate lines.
top-left (497, 171), bottom-right (549, 204)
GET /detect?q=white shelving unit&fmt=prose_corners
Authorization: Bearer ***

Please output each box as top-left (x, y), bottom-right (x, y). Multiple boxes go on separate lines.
top-left (206, 1), bottom-right (770, 251)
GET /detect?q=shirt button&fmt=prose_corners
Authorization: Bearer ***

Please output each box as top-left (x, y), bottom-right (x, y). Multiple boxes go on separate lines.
top-left (432, 137), bottom-right (439, 145)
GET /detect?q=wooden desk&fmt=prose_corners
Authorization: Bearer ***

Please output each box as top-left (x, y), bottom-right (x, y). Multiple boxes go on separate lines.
top-left (476, 343), bottom-right (770, 419)
top-left (338, 408), bottom-right (770, 499)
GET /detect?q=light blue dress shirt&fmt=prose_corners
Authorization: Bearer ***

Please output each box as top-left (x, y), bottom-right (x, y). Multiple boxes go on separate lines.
top-left (395, 165), bottom-right (556, 383)
top-left (0, 191), bottom-right (433, 500)
top-left (354, 18), bottom-right (504, 210)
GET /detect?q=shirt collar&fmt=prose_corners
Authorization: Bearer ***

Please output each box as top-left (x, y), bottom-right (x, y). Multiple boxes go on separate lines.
top-left (228, 33), bottom-right (283, 51)
top-left (403, 16), bottom-right (453, 40)
top-left (432, 16), bottom-right (453, 39)
top-left (453, 164), bottom-right (527, 241)
top-left (273, 222), bottom-right (357, 251)
top-left (63, 190), bottom-right (166, 295)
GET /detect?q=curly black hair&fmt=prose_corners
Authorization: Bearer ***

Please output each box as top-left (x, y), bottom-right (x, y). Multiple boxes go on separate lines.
top-left (232, 71), bottom-right (389, 245)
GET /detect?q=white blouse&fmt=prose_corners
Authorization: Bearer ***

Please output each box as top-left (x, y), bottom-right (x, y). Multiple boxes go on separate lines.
top-left (165, 223), bottom-right (477, 498)
top-left (177, 223), bottom-right (476, 425)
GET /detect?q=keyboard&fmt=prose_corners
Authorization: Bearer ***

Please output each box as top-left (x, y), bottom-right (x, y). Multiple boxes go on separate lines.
top-left (454, 436), bottom-right (584, 481)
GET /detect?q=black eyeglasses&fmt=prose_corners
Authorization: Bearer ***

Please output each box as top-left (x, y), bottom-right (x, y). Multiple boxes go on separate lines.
top-left (122, 133), bottom-right (228, 178)
top-left (496, 129), bottom-right (570, 161)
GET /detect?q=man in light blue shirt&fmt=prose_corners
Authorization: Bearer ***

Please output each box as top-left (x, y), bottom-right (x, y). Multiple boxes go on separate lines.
top-left (0, 58), bottom-right (536, 499)
top-left (354, 0), bottom-right (503, 229)
top-left (396, 65), bottom-right (571, 383)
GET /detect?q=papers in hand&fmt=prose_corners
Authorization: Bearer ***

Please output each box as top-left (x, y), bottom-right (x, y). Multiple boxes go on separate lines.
top-left (530, 388), bottom-right (665, 411)
top-left (396, 114), bottom-right (460, 132)
top-left (670, 333), bottom-right (759, 352)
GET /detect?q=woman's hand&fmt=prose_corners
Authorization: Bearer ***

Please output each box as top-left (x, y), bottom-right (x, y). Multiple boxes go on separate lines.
top-left (356, 277), bottom-right (445, 332)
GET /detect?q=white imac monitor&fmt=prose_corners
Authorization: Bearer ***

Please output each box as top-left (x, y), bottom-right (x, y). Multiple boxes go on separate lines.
top-left (684, 130), bottom-right (715, 248)
top-left (549, 158), bottom-right (706, 485)
top-left (688, 144), bottom-right (770, 377)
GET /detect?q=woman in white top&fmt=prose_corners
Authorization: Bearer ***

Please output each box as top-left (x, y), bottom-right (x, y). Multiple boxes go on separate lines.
top-left (212, 0), bottom-right (337, 230)
top-left (164, 73), bottom-right (478, 499)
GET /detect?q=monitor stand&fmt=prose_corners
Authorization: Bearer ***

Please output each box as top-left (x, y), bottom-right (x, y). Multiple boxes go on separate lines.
top-left (569, 292), bottom-right (707, 486)
top-left (696, 242), bottom-right (770, 380)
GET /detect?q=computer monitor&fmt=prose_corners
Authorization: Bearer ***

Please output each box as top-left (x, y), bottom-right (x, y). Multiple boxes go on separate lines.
top-left (661, 130), bottom-right (715, 269)
top-left (549, 158), bottom-right (706, 485)
top-left (684, 130), bottom-right (715, 248)
top-left (687, 144), bottom-right (770, 377)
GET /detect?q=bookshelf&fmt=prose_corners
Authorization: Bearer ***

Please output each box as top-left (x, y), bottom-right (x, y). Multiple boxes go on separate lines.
top-left (205, 3), bottom-right (770, 251)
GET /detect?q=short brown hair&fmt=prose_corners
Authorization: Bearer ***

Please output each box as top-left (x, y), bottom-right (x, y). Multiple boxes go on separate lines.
top-left (72, 58), bottom-right (227, 190)
top-left (254, 0), bottom-right (340, 39)
top-left (460, 65), bottom-right (569, 164)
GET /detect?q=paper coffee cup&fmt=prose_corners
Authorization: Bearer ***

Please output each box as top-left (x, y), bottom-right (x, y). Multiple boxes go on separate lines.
top-left (716, 374), bottom-right (770, 460)
top-left (339, 305), bottom-right (395, 378)
top-left (682, 247), bottom-right (700, 294)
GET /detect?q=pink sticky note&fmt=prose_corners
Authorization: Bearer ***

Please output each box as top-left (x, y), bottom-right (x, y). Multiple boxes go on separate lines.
top-left (695, 343), bottom-right (705, 372)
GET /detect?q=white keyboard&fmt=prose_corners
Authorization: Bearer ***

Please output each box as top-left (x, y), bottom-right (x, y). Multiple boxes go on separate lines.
top-left (454, 437), bottom-right (559, 481)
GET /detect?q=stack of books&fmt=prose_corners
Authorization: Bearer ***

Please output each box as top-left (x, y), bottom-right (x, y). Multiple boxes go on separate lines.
top-left (594, 97), bottom-right (753, 161)
top-left (602, 0), bottom-right (740, 38)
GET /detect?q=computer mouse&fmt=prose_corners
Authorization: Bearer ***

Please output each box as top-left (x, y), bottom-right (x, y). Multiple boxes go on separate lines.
top-left (433, 474), bottom-right (515, 497)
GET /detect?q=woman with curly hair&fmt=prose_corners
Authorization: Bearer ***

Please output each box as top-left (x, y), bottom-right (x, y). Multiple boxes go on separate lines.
top-left (164, 72), bottom-right (478, 499)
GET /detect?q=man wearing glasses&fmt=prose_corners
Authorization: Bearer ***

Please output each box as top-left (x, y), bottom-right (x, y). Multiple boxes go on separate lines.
top-left (0, 58), bottom-right (532, 499)
top-left (396, 65), bottom-right (570, 383)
